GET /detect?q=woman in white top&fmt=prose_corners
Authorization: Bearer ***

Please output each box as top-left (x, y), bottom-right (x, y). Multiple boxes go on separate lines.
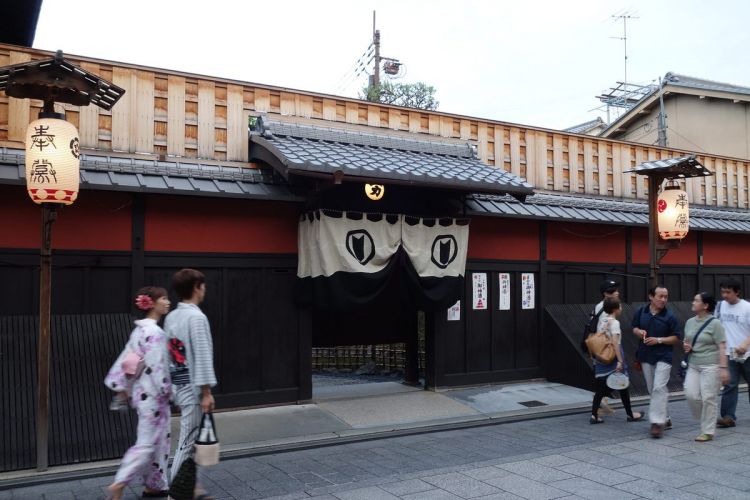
top-left (590, 297), bottom-right (644, 424)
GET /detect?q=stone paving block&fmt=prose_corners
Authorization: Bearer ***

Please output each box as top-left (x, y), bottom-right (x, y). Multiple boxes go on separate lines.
top-left (332, 486), bottom-right (400, 500)
top-left (677, 451), bottom-right (750, 473)
top-left (677, 464), bottom-right (750, 491)
top-left (498, 461), bottom-right (575, 483)
top-left (681, 481), bottom-right (750, 500)
top-left (617, 463), bottom-right (701, 488)
top-left (460, 466), bottom-right (512, 481)
top-left (378, 479), bottom-right (434, 496)
top-left (618, 439), bottom-right (692, 457)
top-left (484, 474), bottom-right (569, 500)
top-left (613, 479), bottom-right (708, 500)
top-left (548, 477), bottom-right (638, 500)
top-left (421, 471), bottom-right (503, 498)
top-left (614, 450), bottom-right (694, 472)
top-left (556, 461), bottom-right (636, 486)
top-left (561, 449), bottom-right (637, 469)
top-left (531, 455), bottom-right (580, 467)
top-left (262, 492), bottom-right (311, 500)
top-left (472, 493), bottom-right (525, 500)
top-left (399, 490), bottom-right (463, 500)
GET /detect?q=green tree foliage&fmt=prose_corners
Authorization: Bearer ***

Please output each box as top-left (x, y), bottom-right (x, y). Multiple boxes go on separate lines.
top-left (362, 81), bottom-right (439, 110)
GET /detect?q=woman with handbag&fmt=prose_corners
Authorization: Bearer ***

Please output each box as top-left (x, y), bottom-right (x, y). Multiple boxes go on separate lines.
top-left (590, 297), bottom-right (644, 424)
top-left (104, 287), bottom-right (172, 499)
top-left (683, 292), bottom-right (729, 442)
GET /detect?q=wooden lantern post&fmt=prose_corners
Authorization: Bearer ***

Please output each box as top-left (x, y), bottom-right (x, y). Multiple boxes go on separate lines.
top-left (0, 51), bottom-right (124, 471)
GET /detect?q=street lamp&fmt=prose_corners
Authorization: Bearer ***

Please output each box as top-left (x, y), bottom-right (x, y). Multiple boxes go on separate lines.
top-left (0, 51), bottom-right (124, 471)
top-left (625, 155), bottom-right (712, 288)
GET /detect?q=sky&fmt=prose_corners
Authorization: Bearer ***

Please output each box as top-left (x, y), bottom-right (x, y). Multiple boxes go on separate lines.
top-left (34, 0), bottom-right (750, 131)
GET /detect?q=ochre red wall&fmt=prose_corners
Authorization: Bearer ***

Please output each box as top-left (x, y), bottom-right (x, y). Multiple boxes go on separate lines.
top-left (631, 228), bottom-right (698, 265)
top-left (144, 195), bottom-right (298, 254)
top-left (0, 185), bottom-right (132, 250)
top-left (468, 217), bottom-right (539, 260)
top-left (546, 223), bottom-right (626, 263)
top-left (703, 232), bottom-right (750, 266)
top-left (1, 183), bottom-right (749, 266)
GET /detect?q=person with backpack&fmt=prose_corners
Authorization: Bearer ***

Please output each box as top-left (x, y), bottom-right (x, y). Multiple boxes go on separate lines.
top-left (581, 280), bottom-right (621, 415)
top-left (590, 297), bottom-right (644, 424)
top-left (632, 285), bottom-right (682, 438)
top-left (683, 292), bottom-right (728, 442)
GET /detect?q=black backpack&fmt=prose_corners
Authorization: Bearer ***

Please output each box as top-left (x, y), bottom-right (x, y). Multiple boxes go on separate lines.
top-left (580, 307), bottom-right (604, 351)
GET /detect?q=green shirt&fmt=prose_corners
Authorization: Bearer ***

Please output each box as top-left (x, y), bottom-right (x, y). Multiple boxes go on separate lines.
top-left (684, 315), bottom-right (726, 366)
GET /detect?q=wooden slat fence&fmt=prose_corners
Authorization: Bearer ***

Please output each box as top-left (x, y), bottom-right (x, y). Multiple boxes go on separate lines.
top-left (0, 313), bottom-right (136, 472)
top-left (1, 44), bottom-right (749, 209)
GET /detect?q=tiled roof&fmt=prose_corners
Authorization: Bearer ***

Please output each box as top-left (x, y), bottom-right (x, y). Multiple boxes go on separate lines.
top-left (249, 120), bottom-right (534, 199)
top-left (0, 148), bottom-right (298, 201)
top-left (563, 117), bottom-right (605, 134)
top-left (624, 155), bottom-right (712, 178)
top-left (467, 192), bottom-right (750, 233)
top-left (664, 72), bottom-right (750, 97)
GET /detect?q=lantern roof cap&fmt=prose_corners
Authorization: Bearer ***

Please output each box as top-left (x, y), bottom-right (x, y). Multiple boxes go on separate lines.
top-left (0, 50), bottom-right (124, 110)
top-left (624, 155), bottom-right (712, 179)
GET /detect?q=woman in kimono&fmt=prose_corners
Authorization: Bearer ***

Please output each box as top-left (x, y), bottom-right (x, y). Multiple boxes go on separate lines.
top-left (105, 286), bottom-right (172, 499)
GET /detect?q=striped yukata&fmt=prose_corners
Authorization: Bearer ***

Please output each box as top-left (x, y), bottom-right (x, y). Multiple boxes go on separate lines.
top-left (164, 302), bottom-right (217, 483)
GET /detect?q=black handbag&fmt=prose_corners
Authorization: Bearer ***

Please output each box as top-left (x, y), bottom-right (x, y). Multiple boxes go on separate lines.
top-left (679, 317), bottom-right (714, 379)
top-left (168, 456), bottom-right (196, 500)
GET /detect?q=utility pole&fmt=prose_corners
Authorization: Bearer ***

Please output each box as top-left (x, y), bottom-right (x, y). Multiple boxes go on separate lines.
top-left (657, 76), bottom-right (668, 147)
top-left (371, 11), bottom-right (381, 92)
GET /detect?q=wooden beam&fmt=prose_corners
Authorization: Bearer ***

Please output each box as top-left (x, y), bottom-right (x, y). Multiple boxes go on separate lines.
top-left (226, 84), bottom-right (245, 162)
top-left (167, 75), bottom-right (186, 156)
top-left (197, 80), bottom-right (215, 159)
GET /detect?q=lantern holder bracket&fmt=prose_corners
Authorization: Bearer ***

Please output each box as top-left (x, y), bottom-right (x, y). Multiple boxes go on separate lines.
top-left (656, 239), bottom-right (680, 265)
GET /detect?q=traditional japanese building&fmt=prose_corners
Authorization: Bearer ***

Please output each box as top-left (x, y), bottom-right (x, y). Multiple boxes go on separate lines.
top-left (2, 38), bottom-right (750, 470)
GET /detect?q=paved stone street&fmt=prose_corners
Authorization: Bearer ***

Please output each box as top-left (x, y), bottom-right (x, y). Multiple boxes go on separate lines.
top-left (5, 399), bottom-right (750, 499)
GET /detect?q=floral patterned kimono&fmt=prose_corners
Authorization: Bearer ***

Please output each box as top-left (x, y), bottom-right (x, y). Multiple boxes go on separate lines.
top-left (105, 318), bottom-right (172, 491)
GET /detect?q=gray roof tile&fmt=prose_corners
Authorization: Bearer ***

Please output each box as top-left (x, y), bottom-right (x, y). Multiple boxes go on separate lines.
top-left (469, 192), bottom-right (750, 234)
top-left (250, 120), bottom-right (534, 197)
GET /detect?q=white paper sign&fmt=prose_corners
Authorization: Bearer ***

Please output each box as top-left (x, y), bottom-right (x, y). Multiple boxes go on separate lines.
top-left (498, 273), bottom-right (511, 310)
top-left (472, 273), bottom-right (488, 310)
top-left (447, 300), bottom-right (461, 321)
top-left (521, 273), bottom-right (535, 309)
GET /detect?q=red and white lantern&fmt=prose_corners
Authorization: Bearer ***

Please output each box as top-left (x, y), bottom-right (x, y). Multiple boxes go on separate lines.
top-left (657, 184), bottom-right (689, 240)
top-left (25, 117), bottom-right (80, 205)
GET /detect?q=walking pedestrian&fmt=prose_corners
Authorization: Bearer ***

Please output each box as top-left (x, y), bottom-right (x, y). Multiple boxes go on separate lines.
top-left (632, 285), bottom-right (682, 438)
top-left (105, 287), bottom-right (172, 499)
top-left (594, 280), bottom-right (620, 416)
top-left (716, 278), bottom-right (750, 428)
top-left (683, 292), bottom-right (729, 441)
top-left (590, 297), bottom-right (644, 424)
top-left (165, 269), bottom-right (217, 499)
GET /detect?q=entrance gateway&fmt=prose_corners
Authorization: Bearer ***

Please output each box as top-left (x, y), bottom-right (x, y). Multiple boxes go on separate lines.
top-left (249, 119), bottom-right (534, 391)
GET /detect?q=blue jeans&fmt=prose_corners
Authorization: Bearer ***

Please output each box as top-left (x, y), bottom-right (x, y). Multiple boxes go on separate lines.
top-left (720, 356), bottom-right (750, 421)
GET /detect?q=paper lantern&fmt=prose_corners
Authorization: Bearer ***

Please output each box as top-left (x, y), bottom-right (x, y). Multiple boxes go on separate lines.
top-left (657, 185), bottom-right (689, 240)
top-left (25, 117), bottom-right (80, 205)
top-left (365, 183), bottom-right (385, 201)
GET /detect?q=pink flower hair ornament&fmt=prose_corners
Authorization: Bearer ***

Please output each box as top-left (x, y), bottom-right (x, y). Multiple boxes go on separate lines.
top-left (135, 294), bottom-right (155, 311)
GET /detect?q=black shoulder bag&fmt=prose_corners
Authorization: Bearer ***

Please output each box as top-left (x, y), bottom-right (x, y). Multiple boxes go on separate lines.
top-left (679, 317), bottom-right (715, 379)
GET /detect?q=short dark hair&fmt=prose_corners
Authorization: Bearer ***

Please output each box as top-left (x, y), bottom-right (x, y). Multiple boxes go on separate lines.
top-left (603, 297), bottom-right (621, 314)
top-left (648, 285), bottom-right (668, 297)
top-left (172, 268), bottom-right (206, 300)
top-left (134, 286), bottom-right (168, 318)
top-left (719, 278), bottom-right (742, 294)
top-left (696, 291), bottom-right (717, 313)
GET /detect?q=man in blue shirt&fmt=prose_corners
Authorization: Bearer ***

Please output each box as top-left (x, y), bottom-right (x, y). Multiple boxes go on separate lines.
top-left (632, 285), bottom-right (682, 438)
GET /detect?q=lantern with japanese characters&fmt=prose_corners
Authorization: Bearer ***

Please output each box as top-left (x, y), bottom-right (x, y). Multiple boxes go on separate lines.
top-left (24, 117), bottom-right (80, 205)
top-left (657, 184), bottom-right (689, 240)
